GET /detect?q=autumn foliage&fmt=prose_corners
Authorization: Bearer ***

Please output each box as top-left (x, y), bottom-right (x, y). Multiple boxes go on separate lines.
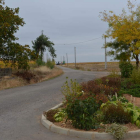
top-left (0, 1), bottom-right (37, 70)
top-left (100, 0), bottom-right (140, 67)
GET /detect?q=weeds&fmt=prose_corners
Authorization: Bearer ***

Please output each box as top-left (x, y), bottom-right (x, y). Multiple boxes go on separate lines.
top-left (61, 78), bottom-right (82, 103)
top-left (0, 67), bottom-right (63, 90)
top-left (46, 59), bottom-right (55, 69)
top-left (105, 123), bottom-right (128, 140)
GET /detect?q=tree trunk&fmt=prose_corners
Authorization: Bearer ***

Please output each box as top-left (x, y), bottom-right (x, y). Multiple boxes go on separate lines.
top-left (41, 50), bottom-right (43, 61)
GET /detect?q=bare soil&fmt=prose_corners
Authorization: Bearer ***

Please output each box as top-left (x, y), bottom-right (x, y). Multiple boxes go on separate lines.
top-left (44, 109), bottom-right (58, 122)
top-left (53, 119), bottom-right (139, 132)
top-left (46, 111), bottom-right (139, 132)
top-left (64, 61), bottom-right (136, 72)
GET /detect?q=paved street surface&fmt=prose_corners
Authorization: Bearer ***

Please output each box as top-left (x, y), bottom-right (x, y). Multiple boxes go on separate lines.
top-left (0, 66), bottom-right (139, 140)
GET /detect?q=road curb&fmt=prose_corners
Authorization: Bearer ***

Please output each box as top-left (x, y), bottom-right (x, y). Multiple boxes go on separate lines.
top-left (41, 103), bottom-right (140, 140)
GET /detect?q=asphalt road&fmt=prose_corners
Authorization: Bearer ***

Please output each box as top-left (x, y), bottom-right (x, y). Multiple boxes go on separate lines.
top-left (0, 66), bottom-right (138, 140)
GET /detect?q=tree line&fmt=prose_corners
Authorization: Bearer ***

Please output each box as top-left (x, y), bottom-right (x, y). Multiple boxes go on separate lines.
top-left (0, 0), bottom-right (56, 70)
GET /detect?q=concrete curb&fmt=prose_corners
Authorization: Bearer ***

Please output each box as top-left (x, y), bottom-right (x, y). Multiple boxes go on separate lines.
top-left (41, 103), bottom-right (140, 140)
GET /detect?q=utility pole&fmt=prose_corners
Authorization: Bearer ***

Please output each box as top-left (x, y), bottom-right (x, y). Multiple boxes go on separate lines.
top-left (66, 53), bottom-right (68, 66)
top-left (105, 36), bottom-right (107, 70)
top-left (74, 47), bottom-right (76, 68)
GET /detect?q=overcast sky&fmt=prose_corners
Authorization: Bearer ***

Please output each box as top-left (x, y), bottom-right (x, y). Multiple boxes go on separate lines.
top-left (5, 0), bottom-right (134, 63)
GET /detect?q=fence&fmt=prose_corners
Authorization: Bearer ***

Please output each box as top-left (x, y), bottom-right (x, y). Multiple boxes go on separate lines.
top-left (0, 68), bottom-right (12, 78)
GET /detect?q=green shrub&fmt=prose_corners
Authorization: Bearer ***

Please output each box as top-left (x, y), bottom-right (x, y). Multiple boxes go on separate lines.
top-left (119, 84), bottom-right (140, 97)
top-left (123, 102), bottom-right (140, 127)
top-left (61, 78), bottom-right (82, 103)
top-left (120, 78), bottom-right (132, 90)
top-left (54, 109), bottom-right (66, 122)
top-left (101, 101), bottom-right (140, 127)
top-left (130, 68), bottom-right (140, 84)
top-left (95, 110), bottom-right (105, 124)
top-left (66, 97), bottom-right (99, 130)
top-left (101, 101), bottom-right (131, 124)
top-left (108, 69), bottom-right (120, 78)
top-left (108, 94), bottom-right (128, 103)
top-left (105, 123), bottom-right (128, 140)
top-left (119, 78), bottom-right (133, 96)
top-left (36, 58), bottom-right (46, 66)
top-left (46, 59), bottom-right (55, 69)
top-left (119, 61), bottom-right (133, 78)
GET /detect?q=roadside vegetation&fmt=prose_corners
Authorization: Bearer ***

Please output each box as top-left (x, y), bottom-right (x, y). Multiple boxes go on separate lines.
top-left (45, 67), bottom-right (140, 140)
top-left (0, 0), bottom-right (63, 90)
top-left (0, 60), bottom-right (63, 90)
top-left (44, 1), bottom-right (140, 140)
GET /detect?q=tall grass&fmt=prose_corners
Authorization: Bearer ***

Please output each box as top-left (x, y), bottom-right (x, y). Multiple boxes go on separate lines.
top-left (46, 59), bottom-right (55, 69)
top-left (0, 66), bottom-right (63, 90)
top-left (0, 77), bottom-right (26, 90)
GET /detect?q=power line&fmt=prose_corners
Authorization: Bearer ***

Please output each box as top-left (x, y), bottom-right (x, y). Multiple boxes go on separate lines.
top-left (55, 37), bottom-right (102, 45)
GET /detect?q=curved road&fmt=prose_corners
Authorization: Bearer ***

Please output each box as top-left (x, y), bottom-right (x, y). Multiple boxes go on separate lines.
top-left (0, 66), bottom-right (135, 140)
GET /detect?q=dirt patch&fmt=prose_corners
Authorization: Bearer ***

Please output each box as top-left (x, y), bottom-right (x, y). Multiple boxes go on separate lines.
top-left (64, 61), bottom-right (136, 72)
top-left (44, 109), bottom-right (58, 122)
top-left (53, 118), bottom-right (139, 132)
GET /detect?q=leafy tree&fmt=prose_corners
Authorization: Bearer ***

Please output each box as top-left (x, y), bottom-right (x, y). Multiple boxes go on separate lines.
top-left (32, 32), bottom-right (56, 61)
top-left (0, 0), bottom-right (4, 4)
top-left (0, 1), bottom-right (25, 47)
top-left (106, 39), bottom-right (131, 61)
top-left (0, 1), bottom-right (37, 70)
top-left (100, 0), bottom-right (140, 67)
top-left (1, 42), bottom-right (37, 70)
top-left (106, 39), bottom-right (134, 77)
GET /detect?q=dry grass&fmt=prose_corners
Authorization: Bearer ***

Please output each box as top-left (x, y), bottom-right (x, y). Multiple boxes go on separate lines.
top-left (64, 61), bottom-right (136, 72)
top-left (0, 66), bottom-right (63, 90)
top-left (33, 66), bottom-right (63, 82)
top-left (0, 76), bottom-right (26, 90)
top-left (34, 66), bottom-right (51, 73)
top-left (32, 66), bottom-right (51, 77)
